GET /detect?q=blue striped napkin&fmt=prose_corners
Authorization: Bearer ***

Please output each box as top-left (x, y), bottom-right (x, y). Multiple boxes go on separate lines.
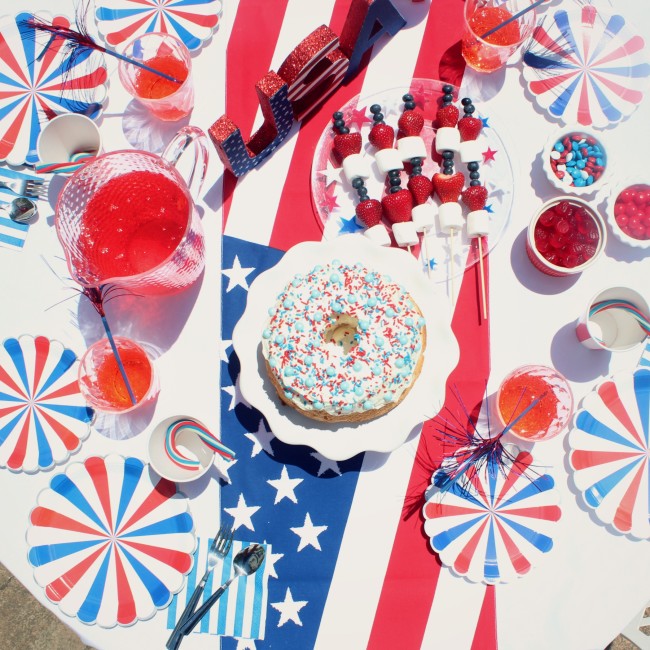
top-left (167, 539), bottom-right (270, 640)
top-left (0, 213), bottom-right (29, 250)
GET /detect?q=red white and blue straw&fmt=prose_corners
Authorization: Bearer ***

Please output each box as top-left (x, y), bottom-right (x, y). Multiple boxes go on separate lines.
top-left (164, 418), bottom-right (235, 471)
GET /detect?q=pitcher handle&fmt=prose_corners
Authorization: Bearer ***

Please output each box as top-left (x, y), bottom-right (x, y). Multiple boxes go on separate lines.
top-left (162, 125), bottom-right (209, 200)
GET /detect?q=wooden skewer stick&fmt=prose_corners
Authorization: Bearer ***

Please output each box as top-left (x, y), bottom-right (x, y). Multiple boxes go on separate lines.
top-left (422, 233), bottom-right (432, 279)
top-left (477, 236), bottom-right (488, 320)
top-left (449, 227), bottom-right (456, 304)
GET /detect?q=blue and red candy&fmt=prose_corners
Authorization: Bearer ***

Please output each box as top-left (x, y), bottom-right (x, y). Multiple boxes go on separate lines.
top-left (548, 132), bottom-right (606, 188)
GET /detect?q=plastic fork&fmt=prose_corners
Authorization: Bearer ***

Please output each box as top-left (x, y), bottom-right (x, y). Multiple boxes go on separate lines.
top-left (166, 524), bottom-right (234, 650)
top-left (0, 177), bottom-right (48, 199)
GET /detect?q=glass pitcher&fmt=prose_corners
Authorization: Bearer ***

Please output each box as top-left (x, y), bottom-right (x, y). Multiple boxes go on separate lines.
top-left (55, 126), bottom-right (209, 295)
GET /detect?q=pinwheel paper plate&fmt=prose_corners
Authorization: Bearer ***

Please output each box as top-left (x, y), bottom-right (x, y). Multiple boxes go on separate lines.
top-left (0, 335), bottom-right (94, 473)
top-left (0, 13), bottom-right (108, 166)
top-left (569, 368), bottom-right (650, 539)
top-left (522, 5), bottom-right (650, 128)
top-left (95, 0), bottom-right (223, 52)
top-left (27, 455), bottom-right (196, 627)
top-left (311, 80), bottom-right (515, 283)
top-left (423, 452), bottom-right (561, 584)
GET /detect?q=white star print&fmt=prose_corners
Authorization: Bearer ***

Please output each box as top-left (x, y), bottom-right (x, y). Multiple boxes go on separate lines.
top-left (236, 639), bottom-right (256, 650)
top-left (222, 255), bottom-right (255, 292)
top-left (213, 456), bottom-right (237, 484)
top-left (245, 418), bottom-right (275, 457)
top-left (221, 376), bottom-right (248, 411)
top-left (220, 338), bottom-right (232, 363)
top-left (267, 465), bottom-right (303, 504)
top-left (271, 587), bottom-right (308, 627)
top-left (310, 451), bottom-right (341, 476)
top-left (224, 493), bottom-right (260, 531)
top-left (318, 160), bottom-right (343, 187)
top-left (290, 513), bottom-right (327, 552)
top-left (263, 546), bottom-right (284, 579)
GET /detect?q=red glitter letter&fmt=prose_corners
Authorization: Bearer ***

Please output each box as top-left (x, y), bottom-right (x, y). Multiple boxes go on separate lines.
top-left (208, 71), bottom-right (294, 177)
top-left (277, 25), bottom-right (350, 121)
top-left (340, 0), bottom-right (407, 81)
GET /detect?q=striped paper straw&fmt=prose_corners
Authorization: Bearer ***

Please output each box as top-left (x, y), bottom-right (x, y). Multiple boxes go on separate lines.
top-left (590, 299), bottom-right (650, 337)
top-left (164, 418), bottom-right (235, 470)
top-left (34, 152), bottom-right (96, 174)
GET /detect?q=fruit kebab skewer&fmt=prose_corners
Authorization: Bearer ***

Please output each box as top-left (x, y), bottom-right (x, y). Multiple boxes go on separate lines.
top-left (331, 111), bottom-right (391, 246)
top-left (432, 85), bottom-right (465, 301)
top-left (368, 104), bottom-right (416, 253)
top-left (397, 93), bottom-right (436, 278)
top-left (458, 97), bottom-right (489, 320)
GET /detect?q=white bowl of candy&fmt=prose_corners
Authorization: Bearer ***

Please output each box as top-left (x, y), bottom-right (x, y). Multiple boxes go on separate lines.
top-left (542, 125), bottom-right (609, 196)
top-left (605, 177), bottom-right (650, 250)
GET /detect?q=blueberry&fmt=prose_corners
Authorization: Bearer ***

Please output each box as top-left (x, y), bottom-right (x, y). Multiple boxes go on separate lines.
top-left (442, 84), bottom-right (453, 93)
top-left (402, 93), bottom-right (413, 102)
top-left (351, 177), bottom-right (364, 188)
top-left (467, 162), bottom-right (479, 172)
top-left (461, 97), bottom-right (472, 106)
top-left (332, 111), bottom-right (343, 120)
top-left (469, 171), bottom-right (480, 180)
top-left (369, 104), bottom-right (381, 114)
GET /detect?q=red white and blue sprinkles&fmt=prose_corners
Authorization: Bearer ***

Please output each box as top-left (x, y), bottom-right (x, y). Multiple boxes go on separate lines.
top-left (262, 260), bottom-right (425, 418)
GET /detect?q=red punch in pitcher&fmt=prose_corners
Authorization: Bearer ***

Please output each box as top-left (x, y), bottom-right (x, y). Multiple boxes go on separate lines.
top-left (55, 126), bottom-right (209, 295)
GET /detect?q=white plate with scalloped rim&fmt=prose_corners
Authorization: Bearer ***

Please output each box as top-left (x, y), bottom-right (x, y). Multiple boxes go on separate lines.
top-left (232, 234), bottom-right (460, 461)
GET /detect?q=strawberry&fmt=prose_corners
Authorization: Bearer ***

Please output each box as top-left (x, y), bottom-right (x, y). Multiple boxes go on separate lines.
top-left (407, 175), bottom-right (433, 206)
top-left (436, 104), bottom-right (459, 128)
top-left (458, 116), bottom-right (482, 142)
top-left (398, 110), bottom-right (424, 136)
top-left (368, 123), bottom-right (395, 150)
top-left (355, 199), bottom-right (383, 228)
top-left (432, 172), bottom-right (464, 204)
top-left (333, 132), bottom-right (362, 159)
top-left (462, 185), bottom-right (489, 211)
top-left (382, 189), bottom-right (413, 224)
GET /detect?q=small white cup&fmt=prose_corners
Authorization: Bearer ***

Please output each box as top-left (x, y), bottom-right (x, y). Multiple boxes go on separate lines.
top-left (576, 287), bottom-right (649, 351)
top-left (36, 113), bottom-right (102, 165)
top-left (148, 415), bottom-right (216, 483)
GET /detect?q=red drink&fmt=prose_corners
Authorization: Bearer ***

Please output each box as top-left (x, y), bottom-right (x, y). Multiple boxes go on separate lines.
top-left (134, 55), bottom-right (188, 99)
top-left (94, 345), bottom-right (153, 409)
top-left (77, 170), bottom-right (189, 280)
top-left (462, 2), bottom-right (535, 73)
top-left (496, 365), bottom-right (573, 441)
top-left (78, 337), bottom-right (157, 413)
top-left (118, 33), bottom-right (194, 121)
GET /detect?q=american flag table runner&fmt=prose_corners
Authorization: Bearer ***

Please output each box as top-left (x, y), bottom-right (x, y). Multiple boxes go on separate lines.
top-left (219, 0), bottom-right (495, 647)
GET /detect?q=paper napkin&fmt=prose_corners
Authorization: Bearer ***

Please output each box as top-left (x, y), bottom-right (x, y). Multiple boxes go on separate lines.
top-left (167, 539), bottom-right (270, 640)
top-left (0, 212), bottom-right (29, 251)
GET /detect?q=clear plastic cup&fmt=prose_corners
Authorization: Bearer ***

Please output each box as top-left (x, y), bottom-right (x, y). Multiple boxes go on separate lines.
top-left (118, 32), bottom-right (194, 121)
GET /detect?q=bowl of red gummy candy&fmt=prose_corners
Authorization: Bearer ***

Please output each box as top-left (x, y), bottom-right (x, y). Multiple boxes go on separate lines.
top-left (606, 179), bottom-right (650, 249)
top-left (526, 197), bottom-right (607, 276)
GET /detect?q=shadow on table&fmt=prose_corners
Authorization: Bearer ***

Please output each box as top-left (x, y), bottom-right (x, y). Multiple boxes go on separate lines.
top-left (122, 99), bottom-right (192, 154)
top-left (550, 320), bottom-right (610, 383)
top-left (74, 268), bottom-right (204, 356)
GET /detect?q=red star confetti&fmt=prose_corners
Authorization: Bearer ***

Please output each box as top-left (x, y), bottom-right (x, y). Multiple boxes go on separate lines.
top-left (348, 105), bottom-right (373, 130)
top-left (482, 147), bottom-right (498, 164)
top-left (324, 184), bottom-right (340, 212)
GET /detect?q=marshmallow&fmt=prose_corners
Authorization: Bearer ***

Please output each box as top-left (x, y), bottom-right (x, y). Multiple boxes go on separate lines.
top-left (466, 209), bottom-right (490, 237)
top-left (397, 136), bottom-right (427, 162)
top-left (392, 221), bottom-right (419, 247)
top-left (342, 153), bottom-right (371, 182)
top-left (459, 139), bottom-right (483, 164)
top-left (435, 127), bottom-right (460, 153)
top-left (411, 203), bottom-right (437, 232)
top-left (374, 148), bottom-right (404, 174)
top-left (364, 223), bottom-right (391, 247)
top-left (438, 201), bottom-right (463, 233)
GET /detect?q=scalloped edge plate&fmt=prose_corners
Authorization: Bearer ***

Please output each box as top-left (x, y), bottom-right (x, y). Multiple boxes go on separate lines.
top-left (232, 234), bottom-right (460, 461)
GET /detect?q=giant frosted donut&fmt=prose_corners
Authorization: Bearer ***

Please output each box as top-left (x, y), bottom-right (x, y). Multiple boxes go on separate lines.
top-left (261, 260), bottom-right (426, 423)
